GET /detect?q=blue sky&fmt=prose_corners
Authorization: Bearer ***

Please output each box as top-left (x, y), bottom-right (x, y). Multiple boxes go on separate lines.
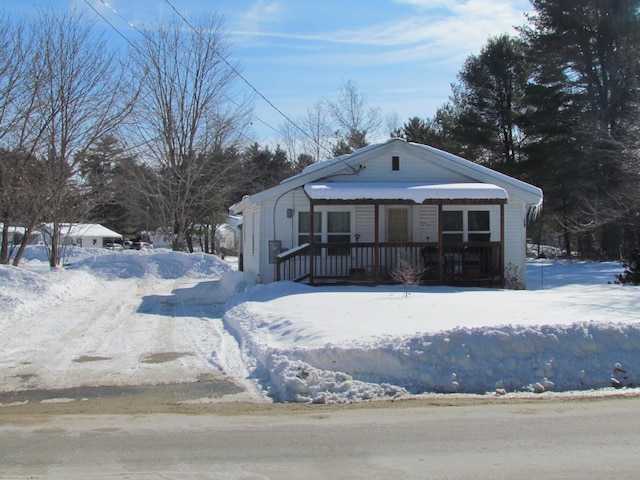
top-left (5, 0), bottom-right (534, 145)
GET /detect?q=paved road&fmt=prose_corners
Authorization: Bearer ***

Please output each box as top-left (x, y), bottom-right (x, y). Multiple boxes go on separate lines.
top-left (1, 395), bottom-right (639, 479)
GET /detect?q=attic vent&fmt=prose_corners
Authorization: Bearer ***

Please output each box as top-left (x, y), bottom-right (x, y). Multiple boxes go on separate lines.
top-left (392, 156), bottom-right (400, 171)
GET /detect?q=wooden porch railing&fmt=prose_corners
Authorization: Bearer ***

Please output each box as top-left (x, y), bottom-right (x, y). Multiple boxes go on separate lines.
top-left (276, 242), bottom-right (503, 286)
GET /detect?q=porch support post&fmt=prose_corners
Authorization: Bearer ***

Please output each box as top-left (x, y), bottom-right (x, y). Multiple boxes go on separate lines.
top-left (437, 202), bottom-right (444, 282)
top-left (374, 203), bottom-right (380, 281)
top-left (500, 202), bottom-right (505, 286)
top-left (309, 201), bottom-right (315, 285)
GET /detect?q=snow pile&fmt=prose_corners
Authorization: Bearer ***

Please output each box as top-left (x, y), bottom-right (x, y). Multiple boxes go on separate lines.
top-left (265, 354), bottom-right (407, 403)
top-left (224, 261), bottom-right (640, 403)
top-left (66, 248), bottom-right (233, 280)
top-left (284, 323), bottom-right (640, 395)
top-left (0, 265), bottom-right (98, 322)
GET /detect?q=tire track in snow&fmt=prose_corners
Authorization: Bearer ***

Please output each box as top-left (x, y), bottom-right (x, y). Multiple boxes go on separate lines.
top-left (0, 264), bottom-right (262, 399)
top-left (168, 279), bottom-right (263, 400)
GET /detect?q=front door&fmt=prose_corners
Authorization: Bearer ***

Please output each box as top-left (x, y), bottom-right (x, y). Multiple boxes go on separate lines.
top-left (387, 207), bottom-right (410, 242)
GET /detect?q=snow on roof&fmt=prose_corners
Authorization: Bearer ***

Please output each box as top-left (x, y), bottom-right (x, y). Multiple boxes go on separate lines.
top-left (62, 223), bottom-right (122, 239)
top-left (225, 215), bottom-right (242, 229)
top-left (304, 182), bottom-right (509, 202)
top-left (408, 142), bottom-right (543, 206)
top-left (0, 224), bottom-right (26, 234)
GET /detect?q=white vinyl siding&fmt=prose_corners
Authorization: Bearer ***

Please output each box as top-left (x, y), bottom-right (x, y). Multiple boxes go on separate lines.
top-left (417, 205), bottom-right (438, 243)
top-left (355, 205), bottom-right (375, 242)
top-left (503, 199), bottom-right (527, 282)
top-left (239, 205), bottom-right (260, 282)
top-left (348, 147), bottom-right (466, 183)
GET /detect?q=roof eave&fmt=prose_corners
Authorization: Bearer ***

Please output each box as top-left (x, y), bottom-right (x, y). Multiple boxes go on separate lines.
top-left (410, 142), bottom-right (543, 205)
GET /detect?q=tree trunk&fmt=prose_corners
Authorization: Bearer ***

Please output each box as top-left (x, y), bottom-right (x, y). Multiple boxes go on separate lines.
top-left (562, 229), bottom-right (572, 258)
top-left (600, 224), bottom-right (621, 260)
top-left (49, 221), bottom-right (60, 268)
top-left (203, 225), bottom-right (210, 254)
top-left (12, 218), bottom-right (41, 267)
top-left (186, 232), bottom-right (193, 254)
top-left (0, 223), bottom-right (9, 265)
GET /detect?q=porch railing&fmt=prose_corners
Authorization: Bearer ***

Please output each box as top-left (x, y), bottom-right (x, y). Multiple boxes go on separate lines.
top-left (276, 242), bottom-right (502, 286)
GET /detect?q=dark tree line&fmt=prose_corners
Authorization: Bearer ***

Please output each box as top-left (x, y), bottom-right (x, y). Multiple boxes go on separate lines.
top-left (394, 0), bottom-right (640, 260)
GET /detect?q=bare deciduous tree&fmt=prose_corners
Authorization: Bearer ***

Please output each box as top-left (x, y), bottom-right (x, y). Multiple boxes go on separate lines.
top-left (0, 14), bottom-right (40, 264)
top-left (1, 10), bottom-right (133, 267)
top-left (326, 79), bottom-right (382, 153)
top-left (129, 14), bottom-right (252, 251)
top-left (281, 100), bottom-right (333, 164)
top-left (390, 252), bottom-right (424, 297)
top-left (33, 9), bottom-right (134, 267)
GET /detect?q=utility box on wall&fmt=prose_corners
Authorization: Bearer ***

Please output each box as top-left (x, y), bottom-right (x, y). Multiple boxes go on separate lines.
top-left (268, 240), bottom-right (281, 264)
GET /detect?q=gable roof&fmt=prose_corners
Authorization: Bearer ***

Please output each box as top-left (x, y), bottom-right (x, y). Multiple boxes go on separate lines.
top-left (64, 223), bottom-right (122, 238)
top-left (40, 223), bottom-right (123, 239)
top-left (231, 138), bottom-right (542, 213)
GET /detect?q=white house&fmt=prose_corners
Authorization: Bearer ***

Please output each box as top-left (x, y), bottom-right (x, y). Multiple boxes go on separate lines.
top-left (230, 139), bottom-right (543, 288)
top-left (43, 223), bottom-right (122, 248)
top-left (216, 215), bottom-right (241, 256)
top-left (0, 225), bottom-right (45, 246)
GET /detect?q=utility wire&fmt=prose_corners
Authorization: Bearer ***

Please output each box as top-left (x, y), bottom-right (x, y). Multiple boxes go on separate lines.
top-left (87, 0), bottom-right (334, 159)
top-left (87, 0), bottom-right (282, 141)
top-left (163, 0), bottom-right (334, 157)
top-left (83, 0), bottom-right (138, 51)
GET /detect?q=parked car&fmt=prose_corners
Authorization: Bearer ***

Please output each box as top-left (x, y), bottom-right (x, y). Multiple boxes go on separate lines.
top-left (104, 242), bottom-right (124, 251)
top-left (123, 240), bottom-right (133, 249)
top-left (131, 241), bottom-right (153, 250)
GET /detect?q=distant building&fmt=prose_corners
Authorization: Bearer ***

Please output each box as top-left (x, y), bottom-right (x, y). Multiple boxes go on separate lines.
top-left (41, 223), bottom-right (123, 248)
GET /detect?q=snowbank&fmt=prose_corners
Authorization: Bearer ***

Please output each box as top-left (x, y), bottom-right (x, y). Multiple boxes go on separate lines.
top-left (223, 261), bottom-right (640, 402)
top-left (0, 265), bottom-right (99, 322)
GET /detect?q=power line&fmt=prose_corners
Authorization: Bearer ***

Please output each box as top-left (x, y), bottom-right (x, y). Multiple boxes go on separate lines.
top-left (87, 0), bottom-right (333, 158)
top-left (83, 0), bottom-right (138, 51)
top-left (163, 0), bottom-right (333, 157)
top-left (84, 0), bottom-right (275, 146)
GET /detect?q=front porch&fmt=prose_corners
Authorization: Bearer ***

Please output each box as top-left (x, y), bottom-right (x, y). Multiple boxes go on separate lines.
top-left (273, 184), bottom-right (507, 287)
top-left (276, 240), bottom-right (503, 287)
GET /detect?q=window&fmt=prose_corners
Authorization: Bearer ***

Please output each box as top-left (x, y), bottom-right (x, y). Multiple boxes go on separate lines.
top-left (442, 210), bottom-right (490, 242)
top-left (298, 211), bottom-right (321, 246)
top-left (442, 210), bottom-right (463, 243)
top-left (468, 211), bottom-right (490, 242)
top-left (392, 156), bottom-right (400, 171)
top-left (298, 210), bottom-right (352, 255)
top-left (327, 211), bottom-right (351, 255)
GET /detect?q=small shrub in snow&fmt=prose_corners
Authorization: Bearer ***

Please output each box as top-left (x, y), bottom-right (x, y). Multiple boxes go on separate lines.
top-left (390, 253), bottom-right (424, 297)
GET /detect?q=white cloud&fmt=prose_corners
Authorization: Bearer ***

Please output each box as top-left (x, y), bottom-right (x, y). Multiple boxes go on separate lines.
top-left (234, 0), bottom-right (532, 67)
top-left (236, 0), bottom-right (284, 31)
top-left (327, 0), bottom-right (529, 49)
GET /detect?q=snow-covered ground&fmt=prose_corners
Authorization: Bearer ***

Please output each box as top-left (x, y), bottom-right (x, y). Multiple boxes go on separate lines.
top-left (1, 246), bottom-right (639, 404)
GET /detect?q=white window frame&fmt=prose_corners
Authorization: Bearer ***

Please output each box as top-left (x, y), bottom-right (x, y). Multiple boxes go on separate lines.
top-left (296, 207), bottom-right (354, 255)
top-left (442, 207), bottom-right (493, 242)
